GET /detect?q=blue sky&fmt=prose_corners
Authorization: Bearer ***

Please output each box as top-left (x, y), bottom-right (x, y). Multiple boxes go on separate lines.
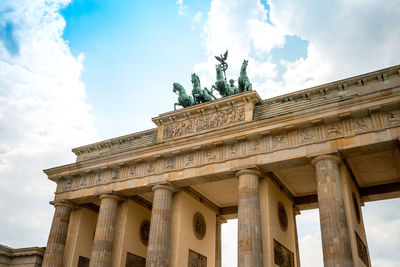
top-left (1, 0), bottom-right (400, 266)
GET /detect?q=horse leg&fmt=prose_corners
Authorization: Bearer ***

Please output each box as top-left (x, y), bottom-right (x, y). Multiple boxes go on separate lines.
top-left (174, 103), bottom-right (180, 110)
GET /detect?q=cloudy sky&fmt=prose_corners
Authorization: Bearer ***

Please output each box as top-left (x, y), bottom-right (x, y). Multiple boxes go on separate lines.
top-left (0, 0), bottom-right (399, 266)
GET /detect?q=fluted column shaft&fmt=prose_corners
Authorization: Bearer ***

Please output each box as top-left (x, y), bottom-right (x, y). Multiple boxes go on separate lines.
top-left (312, 155), bottom-right (353, 267)
top-left (42, 201), bottom-right (73, 267)
top-left (215, 216), bottom-right (226, 267)
top-left (89, 194), bottom-right (120, 267)
top-left (236, 169), bottom-right (263, 267)
top-left (146, 184), bottom-right (174, 267)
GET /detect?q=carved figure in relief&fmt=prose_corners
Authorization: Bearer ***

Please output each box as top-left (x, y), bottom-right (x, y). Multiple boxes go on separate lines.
top-left (185, 155), bottom-right (195, 167)
top-left (238, 60), bottom-right (252, 92)
top-left (79, 176), bottom-right (88, 187)
top-left (301, 128), bottom-right (314, 142)
top-left (204, 150), bottom-right (216, 162)
top-left (163, 107), bottom-right (245, 140)
top-left (388, 111), bottom-right (400, 124)
top-left (165, 158), bottom-right (174, 170)
top-left (146, 163), bottom-right (156, 174)
top-left (327, 123), bottom-right (342, 136)
top-left (275, 134), bottom-right (285, 144)
top-left (63, 178), bottom-right (73, 191)
top-left (130, 166), bottom-right (137, 176)
top-left (95, 173), bottom-right (104, 184)
top-left (111, 169), bottom-right (120, 180)
top-left (355, 118), bottom-right (369, 131)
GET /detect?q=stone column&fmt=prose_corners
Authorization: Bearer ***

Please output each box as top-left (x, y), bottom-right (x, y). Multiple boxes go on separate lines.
top-left (311, 155), bottom-right (353, 267)
top-left (42, 200), bottom-right (73, 267)
top-left (236, 169), bottom-right (263, 267)
top-left (146, 184), bottom-right (175, 267)
top-left (293, 207), bottom-right (301, 267)
top-left (215, 216), bottom-right (226, 267)
top-left (89, 194), bottom-right (120, 267)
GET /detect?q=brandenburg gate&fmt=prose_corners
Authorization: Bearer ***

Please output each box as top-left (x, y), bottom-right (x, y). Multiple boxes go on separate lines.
top-left (41, 64), bottom-right (400, 267)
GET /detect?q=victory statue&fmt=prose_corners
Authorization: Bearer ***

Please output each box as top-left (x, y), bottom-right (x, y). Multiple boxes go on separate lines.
top-left (173, 50), bottom-right (253, 110)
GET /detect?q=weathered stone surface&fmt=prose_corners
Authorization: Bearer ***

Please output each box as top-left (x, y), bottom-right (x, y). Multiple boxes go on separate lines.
top-left (89, 194), bottom-right (120, 267)
top-left (237, 169), bottom-right (263, 267)
top-left (145, 184), bottom-right (174, 267)
top-left (312, 155), bottom-right (354, 267)
top-left (42, 201), bottom-right (72, 267)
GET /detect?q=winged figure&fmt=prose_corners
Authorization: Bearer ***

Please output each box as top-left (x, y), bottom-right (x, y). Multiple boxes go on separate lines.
top-left (215, 50), bottom-right (228, 63)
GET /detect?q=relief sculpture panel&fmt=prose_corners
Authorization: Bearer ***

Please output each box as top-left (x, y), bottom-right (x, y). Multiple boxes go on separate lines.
top-left (163, 107), bottom-right (245, 140)
top-left (188, 249), bottom-right (207, 267)
top-left (125, 252), bottom-right (146, 267)
top-left (355, 231), bottom-right (369, 266)
top-left (274, 239), bottom-right (294, 267)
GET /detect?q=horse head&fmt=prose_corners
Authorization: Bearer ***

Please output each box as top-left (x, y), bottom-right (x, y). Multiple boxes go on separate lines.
top-left (173, 82), bottom-right (182, 94)
top-left (191, 73), bottom-right (200, 87)
top-left (241, 60), bottom-right (248, 73)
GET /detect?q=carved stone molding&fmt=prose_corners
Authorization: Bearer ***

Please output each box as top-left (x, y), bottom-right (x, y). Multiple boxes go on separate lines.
top-left (56, 108), bottom-right (400, 193)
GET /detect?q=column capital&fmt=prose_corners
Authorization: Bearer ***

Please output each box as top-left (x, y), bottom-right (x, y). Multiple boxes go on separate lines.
top-left (216, 216), bottom-right (227, 224)
top-left (50, 200), bottom-right (74, 209)
top-left (235, 169), bottom-right (262, 178)
top-left (99, 193), bottom-right (121, 201)
top-left (311, 154), bottom-right (340, 167)
top-left (152, 183), bottom-right (176, 193)
top-left (293, 206), bottom-right (301, 216)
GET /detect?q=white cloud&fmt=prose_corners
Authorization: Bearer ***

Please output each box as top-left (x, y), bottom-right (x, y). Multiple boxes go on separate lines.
top-left (196, 0), bottom-right (400, 99)
top-left (176, 0), bottom-right (188, 16)
top-left (0, 0), bottom-right (97, 247)
top-left (222, 219), bottom-right (237, 267)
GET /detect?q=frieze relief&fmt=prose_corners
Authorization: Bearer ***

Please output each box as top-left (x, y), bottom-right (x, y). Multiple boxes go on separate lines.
top-left (95, 171), bottom-right (108, 185)
top-left (326, 122), bottom-right (342, 137)
top-left (386, 110), bottom-right (400, 125)
top-left (163, 106), bottom-right (245, 140)
top-left (273, 132), bottom-right (288, 149)
top-left (184, 153), bottom-right (197, 168)
top-left (146, 161), bottom-right (157, 175)
top-left (111, 169), bottom-right (120, 181)
top-left (354, 117), bottom-right (371, 133)
top-left (63, 177), bottom-right (73, 191)
top-left (79, 175), bottom-right (89, 188)
top-left (129, 164), bottom-right (141, 178)
top-left (300, 128), bottom-right (315, 143)
top-left (202, 148), bottom-right (218, 164)
top-left (58, 108), bottom-right (400, 193)
top-left (164, 158), bottom-right (175, 171)
top-left (227, 143), bottom-right (241, 159)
